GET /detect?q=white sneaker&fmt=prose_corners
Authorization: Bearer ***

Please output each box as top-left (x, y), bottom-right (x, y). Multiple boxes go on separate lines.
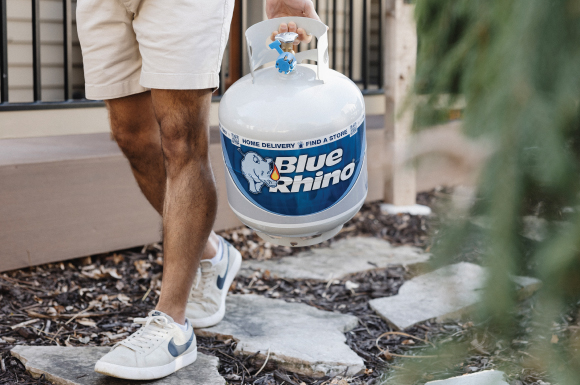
top-left (94, 310), bottom-right (197, 380)
top-left (186, 236), bottom-right (242, 328)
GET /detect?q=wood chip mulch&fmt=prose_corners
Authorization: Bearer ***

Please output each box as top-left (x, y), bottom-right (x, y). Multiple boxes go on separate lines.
top-left (0, 194), bottom-right (437, 385)
top-left (0, 188), bottom-right (551, 384)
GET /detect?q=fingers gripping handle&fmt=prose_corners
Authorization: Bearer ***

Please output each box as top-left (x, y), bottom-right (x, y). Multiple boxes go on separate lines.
top-left (245, 17), bottom-right (329, 83)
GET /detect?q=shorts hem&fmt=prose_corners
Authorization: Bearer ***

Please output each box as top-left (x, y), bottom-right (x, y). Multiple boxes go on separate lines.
top-left (140, 71), bottom-right (219, 90)
top-left (85, 79), bottom-right (149, 100)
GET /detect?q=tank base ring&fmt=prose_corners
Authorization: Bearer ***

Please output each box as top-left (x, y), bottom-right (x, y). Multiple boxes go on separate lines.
top-left (255, 224), bottom-right (343, 247)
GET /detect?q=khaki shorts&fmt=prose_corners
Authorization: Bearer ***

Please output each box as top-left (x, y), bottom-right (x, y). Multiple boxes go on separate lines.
top-left (76, 0), bottom-right (235, 100)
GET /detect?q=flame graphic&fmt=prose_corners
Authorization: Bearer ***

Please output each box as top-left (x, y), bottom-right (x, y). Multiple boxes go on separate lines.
top-left (271, 164), bottom-right (280, 181)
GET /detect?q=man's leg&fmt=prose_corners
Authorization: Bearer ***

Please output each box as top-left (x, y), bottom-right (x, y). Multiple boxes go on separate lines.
top-left (106, 92), bottom-right (221, 268)
top-left (147, 89), bottom-right (217, 324)
top-left (94, 90), bottom-right (235, 379)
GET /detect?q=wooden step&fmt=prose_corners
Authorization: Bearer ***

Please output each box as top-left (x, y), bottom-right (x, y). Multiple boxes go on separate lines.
top-left (0, 118), bottom-right (387, 272)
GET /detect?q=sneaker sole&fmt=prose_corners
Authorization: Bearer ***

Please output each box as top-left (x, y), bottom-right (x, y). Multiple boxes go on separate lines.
top-left (188, 245), bottom-right (242, 329)
top-left (94, 348), bottom-right (197, 380)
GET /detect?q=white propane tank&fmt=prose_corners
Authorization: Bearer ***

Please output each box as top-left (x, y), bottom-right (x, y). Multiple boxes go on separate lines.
top-left (219, 17), bottom-right (367, 247)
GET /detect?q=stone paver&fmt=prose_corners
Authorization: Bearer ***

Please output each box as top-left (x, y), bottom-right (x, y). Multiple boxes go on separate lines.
top-left (425, 370), bottom-right (508, 385)
top-left (239, 237), bottom-right (430, 280)
top-left (522, 216), bottom-right (548, 242)
top-left (369, 262), bottom-right (541, 330)
top-left (196, 294), bottom-right (364, 377)
top-left (380, 203), bottom-right (432, 216)
top-left (11, 346), bottom-right (225, 385)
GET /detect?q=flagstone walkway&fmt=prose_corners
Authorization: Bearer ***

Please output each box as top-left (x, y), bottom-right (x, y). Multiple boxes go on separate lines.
top-left (10, 236), bottom-right (541, 384)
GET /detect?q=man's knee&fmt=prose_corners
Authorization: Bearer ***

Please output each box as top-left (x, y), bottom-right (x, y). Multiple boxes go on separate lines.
top-left (149, 89), bottom-right (212, 173)
top-left (110, 116), bottom-right (158, 159)
top-left (158, 115), bottom-right (210, 173)
top-left (106, 92), bottom-right (159, 156)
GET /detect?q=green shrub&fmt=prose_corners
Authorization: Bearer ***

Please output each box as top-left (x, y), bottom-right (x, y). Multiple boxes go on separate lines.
top-left (408, 0), bottom-right (580, 383)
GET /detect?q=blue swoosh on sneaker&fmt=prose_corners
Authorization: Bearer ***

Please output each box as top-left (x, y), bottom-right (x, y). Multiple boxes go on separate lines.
top-left (168, 330), bottom-right (194, 357)
top-left (216, 242), bottom-right (230, 290)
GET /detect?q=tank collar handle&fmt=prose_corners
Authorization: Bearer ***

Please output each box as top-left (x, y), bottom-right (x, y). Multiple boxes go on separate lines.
top-left (245, 17), bottom-right (329, 84)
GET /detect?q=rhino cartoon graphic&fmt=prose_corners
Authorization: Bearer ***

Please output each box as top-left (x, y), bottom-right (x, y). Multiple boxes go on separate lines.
top-left (238, 148), bottom-right (278, 194)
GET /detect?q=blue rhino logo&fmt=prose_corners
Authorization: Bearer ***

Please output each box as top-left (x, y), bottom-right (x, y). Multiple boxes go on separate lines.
top-left (238, 149), bottom-right (278, 194)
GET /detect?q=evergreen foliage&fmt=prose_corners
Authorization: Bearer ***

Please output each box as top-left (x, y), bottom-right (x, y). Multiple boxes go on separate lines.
top-left (408, 0), bottom-right (580, 382)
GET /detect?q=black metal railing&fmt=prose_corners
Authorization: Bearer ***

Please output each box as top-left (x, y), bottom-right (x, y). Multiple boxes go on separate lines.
top-left (312, 0), bottom-right (383, 94)
top-left (1, 0), bottom-right (9, 105)
top-left (0, 0), bottom-right (383, 112)
top-left (0, 0), bottom-right (103, 111)
top-left (322, 0), bottom-right (383, 93)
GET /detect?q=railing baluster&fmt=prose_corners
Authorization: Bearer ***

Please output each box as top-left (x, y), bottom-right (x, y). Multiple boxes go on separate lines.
top-left (362, 0), bottom-right (370, 90)
top-left (348, 0), bottom-right (353, 80)
top-left (238, 0), bottom-right (244, 76)
top-left (32, 0), bottom-right (41, 102)
top-left (342, 0), bottom-right (347, 74)
top-left (63, 0), bottom-right (72, 100)
top-left (378, 0), bottom-right (383, 89)
top-left (0, 0), bottom-right (8, 103)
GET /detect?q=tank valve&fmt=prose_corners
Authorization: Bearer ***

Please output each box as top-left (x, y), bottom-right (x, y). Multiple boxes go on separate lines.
top-left (269, 32), bottom-right (299, 74)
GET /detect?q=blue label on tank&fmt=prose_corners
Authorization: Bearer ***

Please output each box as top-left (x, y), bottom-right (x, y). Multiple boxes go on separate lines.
top-left (220, 116), bottom-right (366, 216)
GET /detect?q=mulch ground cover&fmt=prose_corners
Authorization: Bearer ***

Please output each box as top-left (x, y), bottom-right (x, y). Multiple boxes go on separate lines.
top-left (0, 188), bottom-right (555, 384)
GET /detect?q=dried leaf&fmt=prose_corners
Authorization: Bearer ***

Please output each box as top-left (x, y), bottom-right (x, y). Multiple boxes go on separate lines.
top-left (117, 294), bottom-right (131, 305)
top-left (103, 267), bottom-right (122, 280)
top-left (77, 318), bottom-right (97, 327)
top-left (82, 269), bottom-right (105, 279)
top-left (78, 336), bottom-right (90, 344)
top-left (112, 254), bottom-right (124, 265)
top-left (134, 260), bottom-right (151, 279)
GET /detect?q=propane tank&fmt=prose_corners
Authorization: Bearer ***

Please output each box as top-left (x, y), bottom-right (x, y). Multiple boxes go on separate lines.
top-left (219, 17), bottom-right (367, 247)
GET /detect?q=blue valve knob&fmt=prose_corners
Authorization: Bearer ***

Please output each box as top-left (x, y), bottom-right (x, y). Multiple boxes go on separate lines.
top-left (269, 39), bottom-right (297, 74)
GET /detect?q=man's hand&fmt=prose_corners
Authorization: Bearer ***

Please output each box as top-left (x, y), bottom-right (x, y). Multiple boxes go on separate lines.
top-left (267, 0), bottom-right (321, 45)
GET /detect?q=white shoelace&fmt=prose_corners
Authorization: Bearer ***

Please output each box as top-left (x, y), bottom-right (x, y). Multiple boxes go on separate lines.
top-left (117, 315), bottom-right (175, 353)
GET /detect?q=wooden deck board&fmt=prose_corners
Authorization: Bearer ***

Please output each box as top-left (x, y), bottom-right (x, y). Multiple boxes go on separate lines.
top-left (0, 132), bottom-right (119, 166)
